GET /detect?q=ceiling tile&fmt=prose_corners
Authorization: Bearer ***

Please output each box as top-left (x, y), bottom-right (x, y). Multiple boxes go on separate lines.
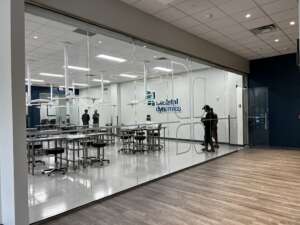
top-left (261, 0), bottom-right (297, 15)
top-left (217, 0), bottom-right (256, 14)
top-left (155, 7), bottom-right (186, 22)
top-left (172, 0), bottom-right (214, 14)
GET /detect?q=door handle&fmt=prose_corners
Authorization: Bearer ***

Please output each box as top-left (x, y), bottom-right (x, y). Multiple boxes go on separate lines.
top-left (264, 112), bottom-right (268, 130)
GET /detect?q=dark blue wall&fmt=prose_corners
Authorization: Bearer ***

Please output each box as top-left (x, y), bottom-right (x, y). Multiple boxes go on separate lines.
top-left (249, 53), bottom-right (300, 147)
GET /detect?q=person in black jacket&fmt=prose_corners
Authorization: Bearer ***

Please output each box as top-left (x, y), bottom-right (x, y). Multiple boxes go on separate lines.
top-left (201, 105), bottom-right (215, 152)
top-left (82, 109), bottom-right (90, 127)
top-left (210, 108), bottom-right (219, 148)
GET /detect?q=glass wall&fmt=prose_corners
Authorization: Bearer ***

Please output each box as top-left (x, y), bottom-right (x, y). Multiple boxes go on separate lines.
top-left (25, 5), bottom-right (245, 223)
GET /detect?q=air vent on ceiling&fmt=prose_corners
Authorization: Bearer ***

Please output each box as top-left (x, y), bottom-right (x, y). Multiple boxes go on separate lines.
top-left (250, 24), bottom-right (278, 35)
top-left (86, 74), bottom-right (96, 77)
top-left (73, 28), bottom-right (96, 37)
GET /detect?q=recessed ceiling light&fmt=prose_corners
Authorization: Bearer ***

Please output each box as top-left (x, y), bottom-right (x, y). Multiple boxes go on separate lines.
top-left (72, 82), bottom-right (89, 87)
top-left (205, 13), bottom-right (213, 19)
top-left (245, 13), bottom-right (251, 19)
top-left (25, 78), bottom-right (44, 83)
top-left (40, 72), bottom-right (64, 78)
top-left (289, 21), bottom-right (296, 26)
top-left (119, 73), bottom-right (138, 78)
top-left (274, 38), bottom-right (280, 43)
top-left (92, 79), bottom-right (111, 83)
top-left (98, 40), bottom-right (102, 44)
top-left (96, 54), bottom-right (126, 63)
top-left (33, 35), bottom-right (39, 40)
top-left (153, 67), bottom-right (173, 72)
top-left (67, 65), bottom-right (90, 72)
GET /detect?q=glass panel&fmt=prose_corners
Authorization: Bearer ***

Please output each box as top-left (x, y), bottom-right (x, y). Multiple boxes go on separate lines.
top-left (25, 5), bottom-right (245, 224)
top-left (248, 87), bottom-right (269, 146)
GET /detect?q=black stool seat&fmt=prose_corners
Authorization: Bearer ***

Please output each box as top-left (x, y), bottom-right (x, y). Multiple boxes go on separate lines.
top-left (92, 142), bottom-right (107, 148)
top-left (136, 131), bottom-right (145, 136)
top-left (45, 147), bottom-right (64, 155)
top-left (29, 143), bottom-right (43, 149)
top-left (120, 135), bottom-right (130, 139)
top-left (135, 136), bottom-right (146, 141)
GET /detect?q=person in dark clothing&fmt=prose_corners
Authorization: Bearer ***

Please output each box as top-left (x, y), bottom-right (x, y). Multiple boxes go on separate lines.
top-left (201, 105), bottom-right (215, 152)
top-left (210, 108), bottom-right (219, 148)
top-left (82, 109), bottom-right (90, 127)
top-left (93, 110), bottom-right (100, 127)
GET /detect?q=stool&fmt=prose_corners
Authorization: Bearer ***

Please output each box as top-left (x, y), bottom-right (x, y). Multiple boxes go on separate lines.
top-left (90, 142), bottom-right (110, 166)
top-left (28, 143), bottom-right (46, 166)
top-left (118, 134), bottom-right (132, 153)
top-left (134, 134), bottom-right (146, 153)
top-left (42, 147), bottom-right (66, 176)
top-left (148, 131), bottom-right (162, 151)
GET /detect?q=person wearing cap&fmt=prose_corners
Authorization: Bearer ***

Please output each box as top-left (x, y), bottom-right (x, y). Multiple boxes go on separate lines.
top-left (201, 105), bottom-right (215, 152)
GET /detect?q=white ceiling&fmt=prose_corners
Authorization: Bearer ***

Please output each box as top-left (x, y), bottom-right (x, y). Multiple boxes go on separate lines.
top-left (25, 12), bottom-right (209, 88)
top-left (121, 0), bottom-right (298, 59)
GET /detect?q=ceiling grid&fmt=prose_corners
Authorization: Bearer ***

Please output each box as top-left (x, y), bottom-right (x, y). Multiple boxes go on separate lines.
top-left (121, 0), bottom-right (298, 59)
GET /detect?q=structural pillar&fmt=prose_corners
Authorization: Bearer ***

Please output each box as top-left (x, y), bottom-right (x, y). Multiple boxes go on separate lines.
top-left (0, 0), bottom-right (29, 225)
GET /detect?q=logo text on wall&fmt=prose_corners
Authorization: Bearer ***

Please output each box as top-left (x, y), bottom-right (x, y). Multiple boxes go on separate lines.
top-left (146, 91), bottom-right (182, 113)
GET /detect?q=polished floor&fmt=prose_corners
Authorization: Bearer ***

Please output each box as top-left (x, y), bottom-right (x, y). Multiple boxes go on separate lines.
top-left (29, 139), bottom-right (239, 223)
top-left (38, 149), bottom-right (300, 225)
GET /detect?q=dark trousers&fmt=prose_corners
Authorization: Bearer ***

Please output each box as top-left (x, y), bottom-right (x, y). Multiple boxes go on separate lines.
top-left (212, 126), bottom-right (218, 144)
top-left (204, 127), bottom-right (214, 150)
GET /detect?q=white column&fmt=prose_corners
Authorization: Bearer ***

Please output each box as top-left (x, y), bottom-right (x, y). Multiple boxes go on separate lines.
top-left (0, 0), bottom-right (29, 225)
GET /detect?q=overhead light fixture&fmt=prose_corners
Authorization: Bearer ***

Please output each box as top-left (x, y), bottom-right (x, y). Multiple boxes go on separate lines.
top-left (289, 21), bottom-right (296, 26)
top-left (274, 38), bottom-right (280, 43)
top-left (96, 54), bottom-right (126, 63)
top-left (25, 78), bottom-right (45, 83)
top-left (92, 79), bottom-right (111, 83)
top-left (119, 73), bottom-right (138, 78)
top-left (153, 67), bottom-right (173, 72)
top-left (67, 65), bottom-right (90, 72)
top-left (98, 40), bottom-right (102, 44)
top-left (72, 82), bottom-right (89, 87)
top-left (245, 13), bottom-right (251, 19)
top-left (40, 72), bottom-right (64, 78)
top-left (205, 13), bottom-right (213, 19)
top-left (33, 35), bottom-right (39, 40)
top-left (59, 85), bottom-right (75, 89)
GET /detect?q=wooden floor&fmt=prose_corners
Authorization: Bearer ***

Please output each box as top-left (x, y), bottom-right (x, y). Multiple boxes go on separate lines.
top-left (43, 149), bottom-right (300, 225)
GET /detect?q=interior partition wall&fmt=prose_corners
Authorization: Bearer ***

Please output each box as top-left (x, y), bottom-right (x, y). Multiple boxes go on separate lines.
top-left (24, 4), bottom-right (246, 223)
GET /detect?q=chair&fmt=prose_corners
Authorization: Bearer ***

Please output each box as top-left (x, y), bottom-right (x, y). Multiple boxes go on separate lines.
top-left (90, 142), bottom-right (110, 166)
top-left (42, 147), bottom-right (66, 176)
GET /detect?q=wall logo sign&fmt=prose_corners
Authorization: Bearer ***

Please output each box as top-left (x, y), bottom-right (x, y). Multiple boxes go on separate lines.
top-left (146, 91), bottom-right (182, 113)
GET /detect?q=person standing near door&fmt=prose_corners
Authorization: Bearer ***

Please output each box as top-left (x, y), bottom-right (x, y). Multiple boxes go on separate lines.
top-left (82, 109), bottom-right (90, 127)
top-left (201, 105), bottom-right (215, 152)
top-left (93, 110), bottom-right (100, 127)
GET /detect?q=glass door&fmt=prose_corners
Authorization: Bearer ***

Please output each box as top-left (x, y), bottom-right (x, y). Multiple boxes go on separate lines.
top-left (248, 87), bottom-right (269, 146)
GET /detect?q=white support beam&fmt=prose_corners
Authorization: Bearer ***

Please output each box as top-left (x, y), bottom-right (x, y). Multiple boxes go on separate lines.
top-left (0, 0), bottom-right (29, 225)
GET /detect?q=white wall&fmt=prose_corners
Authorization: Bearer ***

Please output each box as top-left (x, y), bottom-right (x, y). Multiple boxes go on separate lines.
top-left (119, 68), bottom-right (243, 144)
top-left (73, 68), bottom-right (243, 144)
